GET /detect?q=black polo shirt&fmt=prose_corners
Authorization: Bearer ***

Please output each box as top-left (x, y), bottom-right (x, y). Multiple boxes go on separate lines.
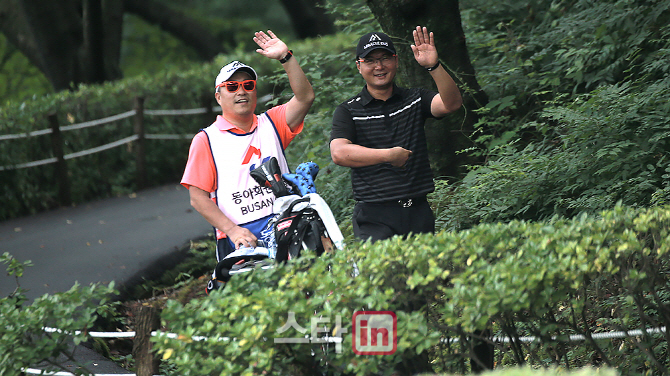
top-left (331, 84), bottom-right (438, 203)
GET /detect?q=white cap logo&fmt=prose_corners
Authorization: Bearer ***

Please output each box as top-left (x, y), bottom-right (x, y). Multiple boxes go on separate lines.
top-left (215, 61), bottom-right (257, 93)
top-left (369, 34), bottom-right (382, 42)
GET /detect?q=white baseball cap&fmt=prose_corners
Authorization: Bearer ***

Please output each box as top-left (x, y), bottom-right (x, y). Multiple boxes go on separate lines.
top-left (215, 61), bottom-right (258, 93)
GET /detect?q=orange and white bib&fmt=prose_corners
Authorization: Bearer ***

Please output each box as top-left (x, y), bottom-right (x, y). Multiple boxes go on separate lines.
top-left (203, 113), bottom-right (290, 226)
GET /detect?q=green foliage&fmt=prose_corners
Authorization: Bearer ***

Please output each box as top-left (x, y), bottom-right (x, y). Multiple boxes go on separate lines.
top-left (0, 34), bottom-right (52, 105)
top-left (161, 0), bottom-right (295, 40)
top-left (436, 73), bottom-right (670, 231)
top-left (1, 252), bottom-right (32, 279)
top-left (1, 252), bottom-right (33, 301)
top-left (154, 205), bottom-right (670, 375)
top-left (460, 0), bottom-right (670, 152)
top-left (120, 14), bottom-right (202, 78)
top-left (464, 0), bottom-right (669, 101)
top-left (0, 64), bottom-right (209, 219)
top-left (0, 0), bottom-right (295, 104)
top-left (0, 255), bottom-right (118, 376)
top-left (322, 0), bottom-right (378, 34)
top-left (437, 0), bottom-right (670, 229)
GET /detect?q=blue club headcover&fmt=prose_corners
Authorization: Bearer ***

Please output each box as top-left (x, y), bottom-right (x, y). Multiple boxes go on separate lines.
top-left (296, 162), bottom-right (319, 182)
top-left (283, 173), bottom-right (316, 196)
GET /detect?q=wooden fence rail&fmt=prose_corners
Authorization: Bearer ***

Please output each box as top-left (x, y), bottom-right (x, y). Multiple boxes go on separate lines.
top-left (0, 96), bottom-right (217, 205)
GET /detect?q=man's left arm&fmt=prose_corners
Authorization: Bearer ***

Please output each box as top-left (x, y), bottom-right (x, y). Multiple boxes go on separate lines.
top-left (411, 26), bottom-right (463, 117)
top-left (254, 30), bottom-right (315, 131)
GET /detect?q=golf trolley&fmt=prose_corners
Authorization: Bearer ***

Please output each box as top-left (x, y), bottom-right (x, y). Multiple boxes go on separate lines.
top-left (206, 157), bottom-right (344, 294)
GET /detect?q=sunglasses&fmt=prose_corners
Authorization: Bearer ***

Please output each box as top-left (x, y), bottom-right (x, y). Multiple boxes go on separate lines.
top-left (217, 79), bottom-right (256, 93)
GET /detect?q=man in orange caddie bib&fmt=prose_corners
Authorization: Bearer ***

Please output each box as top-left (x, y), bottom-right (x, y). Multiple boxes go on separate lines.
top-left (181, 30), bottom-right (314, 261)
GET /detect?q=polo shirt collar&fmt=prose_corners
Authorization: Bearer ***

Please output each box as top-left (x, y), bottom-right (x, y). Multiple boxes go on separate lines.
top-left (360, 84), bottom-right (401, 105)
top-left (213, 114), bottom-right (257, 133)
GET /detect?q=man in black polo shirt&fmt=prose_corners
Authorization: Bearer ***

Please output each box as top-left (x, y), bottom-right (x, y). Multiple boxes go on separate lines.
top-left (330, 26), bottom-right (463, 242)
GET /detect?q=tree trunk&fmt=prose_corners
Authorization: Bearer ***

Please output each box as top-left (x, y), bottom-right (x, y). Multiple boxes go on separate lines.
top-left (366, 0), bottom-right (488, 179)
top-left (131, 303), bottom-right (161, 376)
top-left (82, 0), bottom-right (106, 84)
top-left (73, 0), bottom-right (125, 84)
top-left (2, 0), bottom-right (83, 91)
top-left (278, 0), bottom-right (335, 38)
top-left (0, 0), bottom-right (230, 92)
top-left (101, 0), bottom-right (124, 81)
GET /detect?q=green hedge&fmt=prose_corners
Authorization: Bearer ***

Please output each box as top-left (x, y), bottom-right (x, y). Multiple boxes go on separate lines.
top-left (4, 204), bottom-right (663, 375)
top-left (153, 204), bottom-right (670, 375)
top-left (477, 368), bottom-right (617, 376)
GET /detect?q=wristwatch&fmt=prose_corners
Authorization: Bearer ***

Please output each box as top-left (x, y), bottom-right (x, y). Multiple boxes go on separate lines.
top-left (425, 61), bottom-right (440, 71)
top-left (279, 50), bottom-right (293, 64)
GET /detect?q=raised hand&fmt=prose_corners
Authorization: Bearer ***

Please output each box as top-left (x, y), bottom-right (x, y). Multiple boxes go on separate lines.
top-left (410, 26), bottom-right (438, 69)
top-left (253, 30), bottom-right (289, 61)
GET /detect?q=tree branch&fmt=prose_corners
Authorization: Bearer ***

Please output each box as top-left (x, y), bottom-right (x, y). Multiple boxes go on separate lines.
top-left (277, 0), bottom-right (335, 38)
top-left (123, 0), bottom-right (227, 60)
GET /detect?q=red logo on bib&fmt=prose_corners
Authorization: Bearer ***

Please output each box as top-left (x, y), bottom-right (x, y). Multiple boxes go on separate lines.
top-left (242, 146), bottom-right (261, 164)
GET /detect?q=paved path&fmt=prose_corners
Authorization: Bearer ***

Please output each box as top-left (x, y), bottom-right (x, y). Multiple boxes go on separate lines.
top-left (0, 183), bottom-right (211, 302)
top-left (27, 344), bottom-right (138, 375)
top-left (1, 183), bottom-right (213, 374)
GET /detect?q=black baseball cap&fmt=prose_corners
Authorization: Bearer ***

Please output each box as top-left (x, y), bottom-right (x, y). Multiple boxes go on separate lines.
top-left (356, 32), bottom-right (396, 59)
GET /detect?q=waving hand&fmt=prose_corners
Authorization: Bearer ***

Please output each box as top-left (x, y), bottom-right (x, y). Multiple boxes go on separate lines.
top-left (253, 30), bottom-right (289, 61)
top-left (410, 26), bottom-right (439, 69)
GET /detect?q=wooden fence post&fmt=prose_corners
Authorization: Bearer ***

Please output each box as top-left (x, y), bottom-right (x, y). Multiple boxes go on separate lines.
top-left (202, 93), bottom-right (215, 124)
top-left (131, 302), bottom-right (161, 376)
top-left (48, 113), bottom-right (71, 206)
top-left (134, 97), bottom-right (146, 189)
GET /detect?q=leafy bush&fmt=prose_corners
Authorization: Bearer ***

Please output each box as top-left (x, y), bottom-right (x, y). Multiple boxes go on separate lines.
top-left (0, 253), bottom-right (118, 376)
top-left (154, 205), bottom-right (670, 375)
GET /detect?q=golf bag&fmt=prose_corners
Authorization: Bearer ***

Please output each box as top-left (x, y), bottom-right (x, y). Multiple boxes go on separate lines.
top-left (273, 193), bottom-right (341, 262)
top-left (206, 158), bottom-right (343, 295)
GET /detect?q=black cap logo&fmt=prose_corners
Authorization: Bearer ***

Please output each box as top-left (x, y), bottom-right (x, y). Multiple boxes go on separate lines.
top-left (356, 32), bottom-right (396, 58)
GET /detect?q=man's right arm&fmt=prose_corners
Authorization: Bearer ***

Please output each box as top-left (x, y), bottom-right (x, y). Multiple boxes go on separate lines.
top-left (182, 135), bottom-right (257, 249)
